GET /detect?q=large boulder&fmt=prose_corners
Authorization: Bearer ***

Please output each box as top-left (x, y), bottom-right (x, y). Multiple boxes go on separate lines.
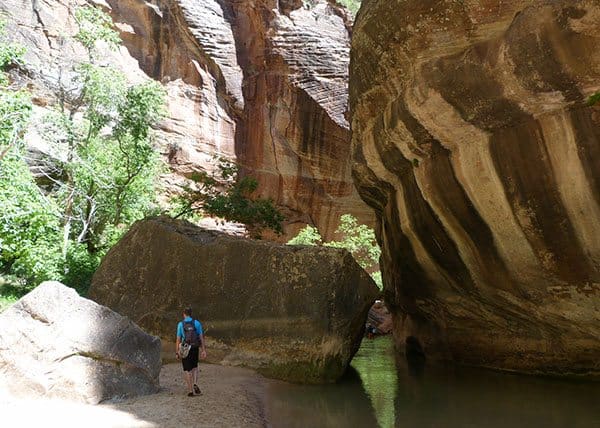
top-left (350, 0), bottom-right (600, 376)
top-left (0, 282), bottom-right (161, 403)
top-left (89, 217), bottom-right (379, 383)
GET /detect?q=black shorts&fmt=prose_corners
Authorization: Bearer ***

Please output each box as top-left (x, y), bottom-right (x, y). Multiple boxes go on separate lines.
top-left (182, 346), bottom-right (199, 371)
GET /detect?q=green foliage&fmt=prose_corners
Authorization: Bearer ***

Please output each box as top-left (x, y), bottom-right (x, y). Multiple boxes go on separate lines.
top-left (77, 63), bottom-right (127, 131)
top-left (0, 20), bottom-right (25, 76)
top-left (337, 0), bottom-right (362, 16)
top-left (287, 225), bottom-right (322, 246)
top-left (46, 11), bottom-right (166, 262)
top-left (370, 270), bottom-right (383, 290)
top-left (325, 214), bottom-right (380, 271)
top-left (117, 81), bottom-right (166, 142)
top-left (287, 214), bottom-right (382, 290)
top-left (0, 293), bottom-right (18, 312)
top-left (0, 8), bottom-right (165, 293)
top-left (62, 243), bottom-right (101, 295)
top-left (74, 6), bottom-right (120, 53)
top-left (302, 0), bottom-right (361, 15)
top-left (0, 274), bottom-right (28, 312)
top-left (588, 91), bottom-right (600, 106)
top-left (0, 21), bottom-right (60, 287)
top-left (0, 136), bottom-right (63, 287)
top-left (0, 172), bottom-right (62, 285)
top-left (0, 88), bottom-right (30, 154)
top-left (174, 157), bottom-right (285, 237)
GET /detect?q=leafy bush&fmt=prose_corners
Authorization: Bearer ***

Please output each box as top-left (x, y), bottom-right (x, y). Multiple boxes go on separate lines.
top-left (0, 124), bottom-right (63, 286)
top-left (62, 243), bottom-right (101, 295)
top-left (74, 6), bottom-right (120, 53)
top-left (338, 0), bottom-right (362, 16)
top-left (288, 214), bottom-right (383, 289)
top-left (0, 20), bottom-right (25, 77)
top-left (287, 225), bottom-right (322, 246)
top-left (173, 157), bottom-right (284, 237)
top-left (325, 214), bottom-right (380, 272)
top-left (0, 21), bottom-right (61, 287)
top-left (0, 274), bottom-right (27, 312)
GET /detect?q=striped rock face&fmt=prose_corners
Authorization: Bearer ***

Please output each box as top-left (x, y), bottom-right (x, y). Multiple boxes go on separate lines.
top-left (1, 0), bottom-right (372, 241)
top-left (350, 0), bottom-right (600, 376)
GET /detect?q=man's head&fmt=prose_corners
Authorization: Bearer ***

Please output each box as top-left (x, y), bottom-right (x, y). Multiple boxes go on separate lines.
top-left (183, 307), bottom-right (192, 318)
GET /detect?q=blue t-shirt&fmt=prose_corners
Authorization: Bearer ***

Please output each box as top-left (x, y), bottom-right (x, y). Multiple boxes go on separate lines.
top-left (177, 316), bottom-right (203, 340)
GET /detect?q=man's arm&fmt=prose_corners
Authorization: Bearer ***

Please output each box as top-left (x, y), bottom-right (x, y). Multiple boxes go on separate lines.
top-left (200, 333), bottom-right (207, 359)
top-left (175, 322), bottom-right (182, 359)
top-left (196, 320), bottom-right (207, 359)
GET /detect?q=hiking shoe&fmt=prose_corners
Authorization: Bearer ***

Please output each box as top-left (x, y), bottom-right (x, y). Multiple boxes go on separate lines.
top-left (193, 384), bottom-right (201, 395)
top-left (187, 392), bottom-right (194, 397)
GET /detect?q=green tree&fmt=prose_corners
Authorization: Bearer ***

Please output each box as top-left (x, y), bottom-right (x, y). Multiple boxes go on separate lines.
top-left (325, 214), bottom-right (380, 272)
top-left (0, 19), bottom-right (27, 159)
top-left (287, 214), bottom-right (383, 289)
top-left (43, 7), bottom-right (165, 260)
top-left (0, 19), bottom-right (62, 289)
top-left (173, 157), bottom-right (284, 237)
top-left (1, 7), bottom-right (165, 294)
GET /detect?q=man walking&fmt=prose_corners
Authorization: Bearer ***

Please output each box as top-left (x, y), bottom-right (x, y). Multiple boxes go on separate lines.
top-left (176, 307), bottom-right (207, 396)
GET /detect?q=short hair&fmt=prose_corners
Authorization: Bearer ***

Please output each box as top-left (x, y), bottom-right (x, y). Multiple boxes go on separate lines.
top-left (183, 307), bottom-right (192, 316)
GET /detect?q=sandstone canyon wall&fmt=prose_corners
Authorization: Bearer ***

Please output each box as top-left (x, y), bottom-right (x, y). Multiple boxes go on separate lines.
top-left (350, 0), bottom-right (600, 376)
top-left (1, 0), bottom-right (372, 240)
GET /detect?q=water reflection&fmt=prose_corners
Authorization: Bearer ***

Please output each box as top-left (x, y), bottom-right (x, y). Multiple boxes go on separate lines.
top-left (351, 336), bottom-right (398, 428)
top-left (394, 358), bottom-right (600, 428)
top-left (266, 367), bottom-right (378, 428)
top-left (266, 337), bottom-right (600, 428)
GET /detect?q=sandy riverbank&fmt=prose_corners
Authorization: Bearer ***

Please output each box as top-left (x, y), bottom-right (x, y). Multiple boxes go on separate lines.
top-left (1, 363), bottom-right (269, 428)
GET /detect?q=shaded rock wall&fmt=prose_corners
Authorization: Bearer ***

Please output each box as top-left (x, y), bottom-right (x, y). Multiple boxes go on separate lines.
top-left (89, 217), bottom-right (379, 383)
top-left (350, 0), bottom-right (600, 376)
top-left (1, 0), bottom-right (373, 240)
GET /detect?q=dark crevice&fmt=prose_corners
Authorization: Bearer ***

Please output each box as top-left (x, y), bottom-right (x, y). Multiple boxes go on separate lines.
top-left (32, 0), bottom-right (52, 50)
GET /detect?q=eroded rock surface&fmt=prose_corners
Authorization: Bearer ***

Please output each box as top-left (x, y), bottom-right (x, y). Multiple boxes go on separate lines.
top-left (350, 0), bottom-right (600, 376)
top-left (0, 281), bottom-right (161, 403)
top-left (89, 216), bottom-right (378, 383)
top-left (0, 0), bottom-right (372, 239)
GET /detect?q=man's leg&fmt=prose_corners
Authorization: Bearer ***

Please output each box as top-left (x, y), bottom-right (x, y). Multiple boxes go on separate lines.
top-left (192, 366), bottom-right (198, 386)
top-left (183, 370), bottom-right (193, 394)
top-left (192, 366), bottom-right (202, 394)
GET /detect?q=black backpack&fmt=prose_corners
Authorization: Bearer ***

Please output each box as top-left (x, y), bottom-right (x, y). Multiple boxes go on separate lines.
top-left (183, 319), bottom-right (200, 347)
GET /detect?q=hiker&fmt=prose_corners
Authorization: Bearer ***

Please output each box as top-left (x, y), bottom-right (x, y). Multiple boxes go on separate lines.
top-left (176, 307), bottom-right (207, 396)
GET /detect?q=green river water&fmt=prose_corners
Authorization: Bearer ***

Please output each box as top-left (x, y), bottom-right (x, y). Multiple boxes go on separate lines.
top-left (265, 336), bottom-right (600, 428)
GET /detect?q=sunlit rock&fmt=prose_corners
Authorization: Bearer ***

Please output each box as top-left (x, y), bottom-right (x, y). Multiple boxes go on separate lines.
top-left (0, 281), bottom-right (161, 403)
top-left (89, 216), bottom-right (378, 383)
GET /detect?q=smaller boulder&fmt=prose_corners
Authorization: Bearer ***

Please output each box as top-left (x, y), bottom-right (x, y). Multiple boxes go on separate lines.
top-left (0, 281), bottom-right (161, 404)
